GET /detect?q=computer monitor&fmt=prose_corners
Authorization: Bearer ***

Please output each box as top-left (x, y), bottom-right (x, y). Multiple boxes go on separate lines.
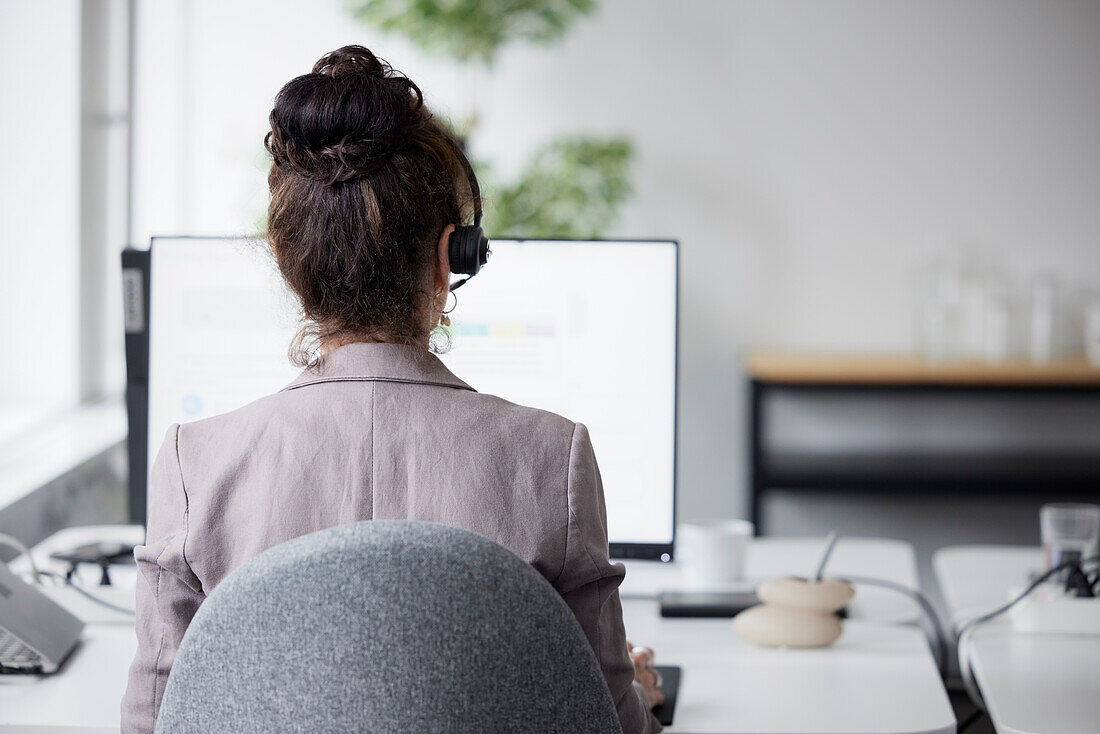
top-left (138, 236), bottom-right (677, 559)
top-left (438, 239), bottom-right (678, 558)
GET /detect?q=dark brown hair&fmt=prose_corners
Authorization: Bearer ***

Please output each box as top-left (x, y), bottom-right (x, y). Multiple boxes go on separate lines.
top-left (265, 45), bottom-right (472, 364)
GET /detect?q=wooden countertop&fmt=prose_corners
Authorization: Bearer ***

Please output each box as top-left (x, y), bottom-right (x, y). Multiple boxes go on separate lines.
top-left (747, 352), bottom-right (1100, 386)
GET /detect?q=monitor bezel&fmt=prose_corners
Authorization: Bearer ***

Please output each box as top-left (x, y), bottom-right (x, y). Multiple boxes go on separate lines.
top-left (135, 235), bottom-right (679, 561)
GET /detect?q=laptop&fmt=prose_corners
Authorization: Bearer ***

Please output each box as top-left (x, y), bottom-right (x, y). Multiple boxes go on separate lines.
top-left (0, 561), bottom-right (84, 673)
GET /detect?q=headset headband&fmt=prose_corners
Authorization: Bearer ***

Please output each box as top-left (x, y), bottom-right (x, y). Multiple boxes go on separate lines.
top-left (446, 138), bottom-right (490, 290)
top-left (453, 141), bottom-right (483, 228)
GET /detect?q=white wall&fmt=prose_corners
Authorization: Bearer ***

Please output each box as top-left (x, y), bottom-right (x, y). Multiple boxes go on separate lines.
top-left (0, 0), bottom-right (81, 411)
top-left (133, 0), bottom-right (1100, 521)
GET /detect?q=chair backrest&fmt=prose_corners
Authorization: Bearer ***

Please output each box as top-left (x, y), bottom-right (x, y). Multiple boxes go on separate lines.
top-left (156, 520), bottom-right (622, 734)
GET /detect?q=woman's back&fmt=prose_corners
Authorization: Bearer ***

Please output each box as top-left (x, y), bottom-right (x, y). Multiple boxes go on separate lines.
top-left (122, 343), bottom-right (659, 733)
top-left (172, 342), bottom-right (577, 589)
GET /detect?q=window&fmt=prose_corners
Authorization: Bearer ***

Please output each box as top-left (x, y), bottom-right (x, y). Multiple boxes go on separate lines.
top-left (0, 0), bottom-right (130, 422)
top-left (0, 0), bottom-right (82, 418)
top-left (0, 0), bottom-right (131, 493)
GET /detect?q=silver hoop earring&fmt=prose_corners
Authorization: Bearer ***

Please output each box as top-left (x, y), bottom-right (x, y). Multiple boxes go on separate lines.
top-left (439, 290), bottom-right (457, 328)
top-left (443, 290), bottom-right (458, 315)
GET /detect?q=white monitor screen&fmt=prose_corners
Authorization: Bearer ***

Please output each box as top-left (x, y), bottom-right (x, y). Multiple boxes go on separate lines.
top-left (148, 237), bottom-right (677, 555)
top-left (438, 240), bottom-right (677, 551)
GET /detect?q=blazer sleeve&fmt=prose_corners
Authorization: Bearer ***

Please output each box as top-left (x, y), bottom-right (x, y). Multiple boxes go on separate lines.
top-left (555, 423), bottom-right (662, 734)
top-left (121, 425), bottom-right (205, 734)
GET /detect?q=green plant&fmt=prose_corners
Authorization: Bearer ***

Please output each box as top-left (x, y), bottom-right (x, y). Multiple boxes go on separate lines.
top-left (480, 136), bottom-right (632, 238)
top-left (347, 0), bottom-right (596, 64)
top-left (344, 0), bottom-right (635, 239)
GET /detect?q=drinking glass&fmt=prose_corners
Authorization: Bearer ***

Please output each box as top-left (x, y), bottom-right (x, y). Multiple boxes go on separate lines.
top-left (1040, 503), bottom-right (1100, 574)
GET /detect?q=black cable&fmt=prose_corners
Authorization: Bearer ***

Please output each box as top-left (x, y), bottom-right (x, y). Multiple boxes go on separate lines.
top-left (954, 554), bottom-right (1100, 711)
top-left (1078, 556), bottom-right (1100, 592)
top-left (954, 556), bottom-right (1100, 643)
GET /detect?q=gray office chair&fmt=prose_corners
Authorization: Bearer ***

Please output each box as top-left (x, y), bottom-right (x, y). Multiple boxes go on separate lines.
top-left (156, 520), bottom-right (622, 734)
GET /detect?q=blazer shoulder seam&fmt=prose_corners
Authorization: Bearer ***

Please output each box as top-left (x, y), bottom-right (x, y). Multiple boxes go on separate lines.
top-left (553, 422), bottom-right (578, 586)
top-left (173, 425), bottom-right (202, 593)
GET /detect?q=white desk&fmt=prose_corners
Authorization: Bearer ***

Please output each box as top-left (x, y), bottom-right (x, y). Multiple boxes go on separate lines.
top-left (1, 526), bottom-right (141, 733)
top-left (1, 621), bottom-right (135, 733)
top-left (622, 536), bottom-right (922, 623)
top-left (934, 545), bottom-right (1100, 734)
top-left (624, 600), bottom-right (953, 734)
top-left (2, 529), bottom-right (952, 733)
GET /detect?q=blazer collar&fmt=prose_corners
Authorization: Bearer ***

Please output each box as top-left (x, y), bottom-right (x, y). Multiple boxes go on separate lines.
top-left (281, 342), bottom-right (475, 393)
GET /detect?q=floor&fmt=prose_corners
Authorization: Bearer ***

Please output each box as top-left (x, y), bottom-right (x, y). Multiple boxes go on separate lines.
top-left (949, 684), bottom-right (996, 734)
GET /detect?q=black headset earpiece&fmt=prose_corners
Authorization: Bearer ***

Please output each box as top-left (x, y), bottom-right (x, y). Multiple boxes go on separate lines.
top-left (448, 224), bottom-right (489, 278)
top-left (447, 148), bottom-right (491, 291)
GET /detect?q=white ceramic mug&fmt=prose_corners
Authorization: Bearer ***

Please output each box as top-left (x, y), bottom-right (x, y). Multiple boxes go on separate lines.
top-left (678, 519), bottom-right (754, 587)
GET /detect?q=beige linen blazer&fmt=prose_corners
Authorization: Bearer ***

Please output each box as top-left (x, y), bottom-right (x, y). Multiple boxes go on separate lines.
top-left (121, 342), bottom-right (660, 733)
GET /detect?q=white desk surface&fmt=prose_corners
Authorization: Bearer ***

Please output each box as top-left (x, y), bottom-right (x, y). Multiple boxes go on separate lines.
top-left (0, 621), bottom-right (135, 733)
top-left (2, 528), bottom-right (949, 733)
top-left (622, 536), bottom-right (921, 623)
top-left (624, 600), bottom-right (953, 734)
top-left (934, 545), bottom-right (1100, 734)
top-left (2, 526), bottom-right (141, 733)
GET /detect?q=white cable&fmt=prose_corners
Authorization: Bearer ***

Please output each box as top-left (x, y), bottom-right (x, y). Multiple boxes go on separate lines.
top-left (837, 574), bottom-right (949, 678)
top-left (813, 531), bottom-right (949, 678)
top-left (957, 626), bottom-right (985, 710)
top-left (0, 532), bottom-right (42, 584)
top-left (36, 570), bottom-right (136, 616)
top-left (0, 532), bottom-right (135, 614)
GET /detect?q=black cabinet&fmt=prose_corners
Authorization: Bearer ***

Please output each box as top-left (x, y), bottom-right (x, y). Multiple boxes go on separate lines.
top-left (748, 353), bottom-right (1100, 533)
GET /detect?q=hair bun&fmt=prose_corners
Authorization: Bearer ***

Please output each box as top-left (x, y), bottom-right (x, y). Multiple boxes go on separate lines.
top-left (311, 45), bottom-right (386, 78)
top-left (265, 45), bottom-right (429, 185)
